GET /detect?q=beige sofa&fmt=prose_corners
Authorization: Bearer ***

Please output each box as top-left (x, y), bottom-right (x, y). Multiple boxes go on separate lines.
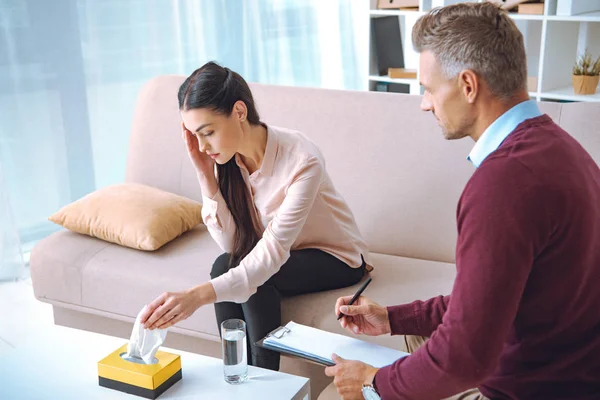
top-left (31, 75), bottom-right (600, 398)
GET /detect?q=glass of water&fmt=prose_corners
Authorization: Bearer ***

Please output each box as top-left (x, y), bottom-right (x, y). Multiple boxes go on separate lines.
top-left (221, 318), bottom-right (248, 384)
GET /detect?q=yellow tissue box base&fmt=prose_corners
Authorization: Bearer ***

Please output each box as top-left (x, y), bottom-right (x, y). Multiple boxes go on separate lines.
top-left (98, 344), bottom-right (181, 398)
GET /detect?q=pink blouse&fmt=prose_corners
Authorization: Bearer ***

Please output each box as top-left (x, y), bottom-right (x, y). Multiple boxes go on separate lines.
top-left (203, 125), bottom-right (369, 303)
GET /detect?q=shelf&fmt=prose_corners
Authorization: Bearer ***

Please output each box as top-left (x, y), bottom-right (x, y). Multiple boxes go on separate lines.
top-left (370, 9), bottom-right (544, 20)
top-left (369, 75), bottom-right (417, 85)
top-left (546, 11), bottom-right (600, 22)
top-left (370, 9), bottom-right (600, 21)
top-left (540, 86), bottom-right (600, 102)
top-left (367, 3), bottom-right (600, 102)
top-left (369, 10), bottom-right (425, 17)
top-left (508, 13), bottom-right (545, 21)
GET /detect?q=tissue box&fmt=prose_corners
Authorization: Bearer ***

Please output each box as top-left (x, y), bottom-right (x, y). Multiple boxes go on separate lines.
top-left (98, 344), bottom-right (182, 399)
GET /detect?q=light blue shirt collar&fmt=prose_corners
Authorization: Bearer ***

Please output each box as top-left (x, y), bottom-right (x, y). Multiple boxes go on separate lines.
top-left (467, 100), bottom-right (542, 168)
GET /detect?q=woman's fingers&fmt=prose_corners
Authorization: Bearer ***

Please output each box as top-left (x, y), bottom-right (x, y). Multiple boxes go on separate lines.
top-left (152, 305), bottom-right (180, 330)
top-left (181, 123), bottom-right (198, 151)
top-left (141, 293), bottom-right (167, 325)
top-left (157, 304), bottom-right (189, 330)
top-left (146, 305), bottom-right (170, 329)
top-left (181, 123), bottom-right (188, 143)
top-left (139, 306), bottom-right (154, 325)
top-left (183, 129), bottom-right (194, 149)
top-left (156, 312), bottom-right (183, 330)
top-left (144, 296), bottom-right (172, 329)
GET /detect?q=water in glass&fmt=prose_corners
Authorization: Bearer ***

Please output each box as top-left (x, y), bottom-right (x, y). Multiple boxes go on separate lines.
top-left (221, 319), bottom-right (248, 384)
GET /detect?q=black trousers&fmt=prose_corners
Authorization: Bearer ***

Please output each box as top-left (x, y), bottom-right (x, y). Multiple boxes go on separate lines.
top-left (210, 248), bottom-right (365, 371)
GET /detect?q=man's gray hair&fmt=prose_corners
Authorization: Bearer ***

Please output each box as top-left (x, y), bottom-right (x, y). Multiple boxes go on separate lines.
top-left (412, 2), bottom-right (527, 100)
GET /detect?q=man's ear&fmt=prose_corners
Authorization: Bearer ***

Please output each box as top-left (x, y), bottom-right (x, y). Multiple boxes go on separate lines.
top-left (458, 69), bottom-right (479, 103)
top-left (233, 100), bottom-right (248, 122)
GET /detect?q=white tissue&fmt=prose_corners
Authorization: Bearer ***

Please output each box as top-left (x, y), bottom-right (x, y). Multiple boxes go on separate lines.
top-left (126, 305), bottom-right (168, 364)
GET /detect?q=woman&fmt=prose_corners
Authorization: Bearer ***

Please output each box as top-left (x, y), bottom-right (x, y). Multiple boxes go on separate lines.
top-left (141, 61), bottom-right (371, 371)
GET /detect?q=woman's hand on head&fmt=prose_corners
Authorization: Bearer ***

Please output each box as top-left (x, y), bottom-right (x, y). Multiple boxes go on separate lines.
top-left (182, 122), bottom-right (215, 179)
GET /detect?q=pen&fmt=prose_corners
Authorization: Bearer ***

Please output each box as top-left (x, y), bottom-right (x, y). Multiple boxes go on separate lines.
top-left (337, 277), bottom-right (372, 320)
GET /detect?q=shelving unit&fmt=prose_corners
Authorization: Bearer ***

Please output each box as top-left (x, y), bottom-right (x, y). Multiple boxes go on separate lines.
top-left (368, 0), bottom-right (600, 102)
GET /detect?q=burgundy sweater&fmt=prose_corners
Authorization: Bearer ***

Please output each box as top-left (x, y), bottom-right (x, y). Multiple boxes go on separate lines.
top-left (375, 115), bottom-right (600, 399)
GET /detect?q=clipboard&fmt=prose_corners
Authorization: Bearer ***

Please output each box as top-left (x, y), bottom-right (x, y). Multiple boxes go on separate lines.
top-left (255, 326), bottom-right (335, 366)
top-left (255, 321), bottom-right (408, 368)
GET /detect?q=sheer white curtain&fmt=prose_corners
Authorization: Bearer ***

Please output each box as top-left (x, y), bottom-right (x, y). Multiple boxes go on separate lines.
top-left (0, 0), bottom-right (367, 251)
top-left (0, 161), bottom-right (25, 280)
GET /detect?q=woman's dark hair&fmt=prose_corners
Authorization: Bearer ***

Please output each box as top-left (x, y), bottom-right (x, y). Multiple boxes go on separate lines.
top-left (178, 62), bottom-right (261, 267)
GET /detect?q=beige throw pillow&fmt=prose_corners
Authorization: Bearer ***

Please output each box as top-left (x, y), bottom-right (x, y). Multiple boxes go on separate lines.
top-left (49, 183), bottom-right (203, 251)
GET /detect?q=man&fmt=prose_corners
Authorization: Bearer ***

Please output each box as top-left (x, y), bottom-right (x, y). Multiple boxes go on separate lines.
top-left (323, 2), bottom-right (600, 400)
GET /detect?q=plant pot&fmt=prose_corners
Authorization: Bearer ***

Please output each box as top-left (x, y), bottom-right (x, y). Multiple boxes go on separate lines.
top-left (572, 75), bottom-right (599, 95)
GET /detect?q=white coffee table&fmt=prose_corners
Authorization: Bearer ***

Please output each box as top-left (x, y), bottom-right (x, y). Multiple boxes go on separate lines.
top-left (0, 324), bottom-right (310, 399)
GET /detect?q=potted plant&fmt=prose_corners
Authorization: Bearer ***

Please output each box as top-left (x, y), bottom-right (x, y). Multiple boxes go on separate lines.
top-left (572, 50), bottom-right (600, 95)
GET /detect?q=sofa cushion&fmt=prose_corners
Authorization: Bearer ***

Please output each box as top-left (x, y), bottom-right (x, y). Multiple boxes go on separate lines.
top-left (33, 228), bottom-right (455, 351)
top-left (31, 226), bottom-right (221, 309)
top-left (81, 226), bottom-right (224, 334)
top-left (48, 183), bottom-right (203, 251)
top-left (31, 229), bottom-right (113, 305)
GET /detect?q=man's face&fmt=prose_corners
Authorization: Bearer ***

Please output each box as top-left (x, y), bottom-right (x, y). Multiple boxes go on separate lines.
top-left (419, 51), bottom-right (475, 140)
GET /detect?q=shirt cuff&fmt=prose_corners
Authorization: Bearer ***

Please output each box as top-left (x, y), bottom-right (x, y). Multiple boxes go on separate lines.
top-left (201, 190), bottom-right (225, 227)
top-left (201, 190), bottom-right (221, 210)
top-left (387, 304), bottom-right (421, 336)
top-left (210, 275), bottom-right (232, 303)
top-left (373, 370), bottom-right (379, 393)
top-left (374, 365), bottom-right (394, 399)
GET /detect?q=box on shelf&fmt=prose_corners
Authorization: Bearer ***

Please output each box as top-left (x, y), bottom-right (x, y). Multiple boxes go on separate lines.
top-left (387, 82), bottom-right (411, 93)
top-left (527, 76), bottom-right (538, 92)
top-left (388, 68), bottom-right (417, 79)
top-left (518, 2), bottom-right (544, 15)
top-left (372, 82), bottom-right (411, 94)
top-left (374, 82), bottom-right (389, 92)
top-left (377, 0), bottom-right (419, 9)
top-left (486, 0), bottom-right (543, 12)
top-left (98, 345), bottom-right (182, 399)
